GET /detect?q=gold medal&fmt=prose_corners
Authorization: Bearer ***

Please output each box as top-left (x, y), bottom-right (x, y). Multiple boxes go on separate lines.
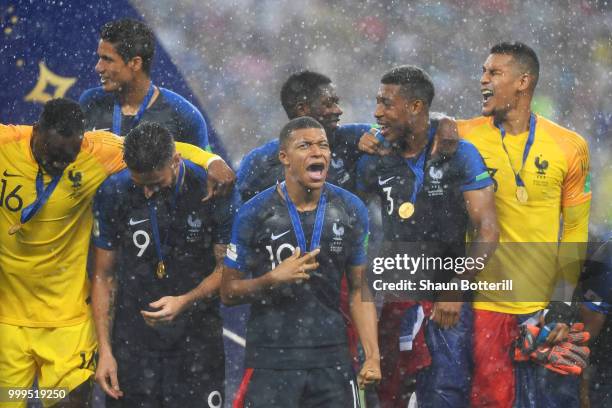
top-left (398, 202), bottom-right (415, 219)
top-left (156, 261), bottom-right (166, 279)
top-left (516, 186), bottom-right (529, 203)
top-left (8, 223), bottom-right (22, 235)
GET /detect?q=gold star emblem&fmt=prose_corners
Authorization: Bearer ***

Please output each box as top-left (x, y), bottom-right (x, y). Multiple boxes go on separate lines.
top-left (24, 61), bottom-right (77, 103)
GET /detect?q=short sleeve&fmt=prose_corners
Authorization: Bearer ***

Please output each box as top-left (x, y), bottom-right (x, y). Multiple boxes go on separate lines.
top-left (213, 188), bottom-right (241, 245)
top-left (224, 201), bottom-right (258, 274)
top-left (348, 197), bottom-right (369, 266)
top-left (236, 147), bottom-right (261, 203)
top-left (335, 123), bottom-right (374, 150)
top-left (92, 177), bottom-right (122, 250)
top-left (161, 88), bottom-right (211, 150)
top-left (456, 141), bottom-right (493, 192)
top-left (175, 142), bottom-right (220, 169)
top-left (561, 134), bottom-right (591, 207)
top-left (355, 154), bottom-right (378, 193)
top-left (177, 101), bottom-right (210, 151)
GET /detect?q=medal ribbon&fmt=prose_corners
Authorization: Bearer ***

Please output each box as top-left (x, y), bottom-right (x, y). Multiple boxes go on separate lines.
top-left (112, 83), bottom-right (155, 135)
top-left (404, 124), bottom-right (437, 204)
top-left (19, 168), bottom-right (62, 225)
top-left (280, 182), bottom-right (327, 253)
top-left (146, 161), bottom-right (185, 272)
top-left (496, 113), bottom-right (536, 190)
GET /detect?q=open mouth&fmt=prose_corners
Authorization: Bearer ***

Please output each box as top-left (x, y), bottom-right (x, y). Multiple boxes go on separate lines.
top-left (306, 163), bottom-right (326, 182)
top-left (482, 89), bottom-right (494, 104)
top-left (377, 123), bottom-right (390, 136)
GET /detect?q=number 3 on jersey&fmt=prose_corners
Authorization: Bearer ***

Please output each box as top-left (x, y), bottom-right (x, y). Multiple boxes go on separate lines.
top-left (383, 186), bottom-right (394, 215)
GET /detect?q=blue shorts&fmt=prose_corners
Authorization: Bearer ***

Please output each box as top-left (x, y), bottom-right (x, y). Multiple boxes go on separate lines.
top-left (416, 302), bottom-right (473, 408)
top-left (106, 343), bottom-right (224, 408)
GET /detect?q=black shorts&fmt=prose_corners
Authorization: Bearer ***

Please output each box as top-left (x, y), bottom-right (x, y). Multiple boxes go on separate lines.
top-left (234, 365), bottom-right (361, 408)
top-left (106, 344), bottom-right (225, 408)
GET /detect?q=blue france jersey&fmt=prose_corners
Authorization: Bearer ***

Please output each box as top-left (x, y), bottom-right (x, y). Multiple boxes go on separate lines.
top-left (93, 160), bottom-right (238, 352)
top-left (236, 123), bottom-right (374, 202)
top-left (224, 183), bottom-right (368, 369)
top-left (356, 126), bottom-right (492, 243)
top-left (581, 239), bottom-right (612, 315)
top-left (80, 87), bottom-right (210, 150)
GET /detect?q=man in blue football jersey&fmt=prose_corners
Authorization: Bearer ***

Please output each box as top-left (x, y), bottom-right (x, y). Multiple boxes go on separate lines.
top-left (356, 66), bottom-right (499, 408)
top-left (579, 238), bottom-right (612, 405)
top-left (223, 116), bottom-right (381, 407)
top-left (91, 122), bottom-right (236, 407)
top-left (79, 18), bottom-right (234, 200)
top-left (236, 70), bottom-right (375, 202)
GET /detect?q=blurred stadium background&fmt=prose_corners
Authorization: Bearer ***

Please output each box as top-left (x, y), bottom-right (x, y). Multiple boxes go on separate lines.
top-left (135, 0), bottom-right (610, 238)
top-left (1, 1), bottom-right (610, 406)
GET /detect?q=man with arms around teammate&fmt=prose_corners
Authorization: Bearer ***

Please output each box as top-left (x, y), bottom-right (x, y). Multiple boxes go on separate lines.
top-left (0, 98), bottom-right (231, 407)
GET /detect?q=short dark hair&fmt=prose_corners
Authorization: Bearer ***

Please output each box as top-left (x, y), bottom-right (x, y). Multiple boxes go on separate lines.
top-left (279, 116), bottom-right (325, 148)
top-left (381, 65), bottom-right (435, 107)
top-left (123, 122), bottom-right (174, 172)
top-left (38, 98), bottom-right (85, 138)
top-left (100, 19), bottom-right (155, 75)
top-left (280, 71), bottom-right (332, 119)
top-left (490, 42), bottom-right (540, 89)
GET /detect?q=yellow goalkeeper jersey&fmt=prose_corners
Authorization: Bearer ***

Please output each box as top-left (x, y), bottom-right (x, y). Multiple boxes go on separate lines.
top-left (0, 124), bottom-right (218, 327)
top-left (457, 115), bottom-right (591, 314)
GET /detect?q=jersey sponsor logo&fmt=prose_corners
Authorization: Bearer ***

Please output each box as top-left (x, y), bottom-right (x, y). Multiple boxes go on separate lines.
top-left (535, 155), bottom-right (549, 176)
top-left (429, 166), bottom-right (443, 180)
top-left (187, 214), bottom-right (202, 228)
top-left (92, 218), bottom-right (100, 238)
top-left (129, 217), bottom-right (149, 226)
top-left (186, 214), bottom-right (203, 243)
top-left (91, 126), bottom-right (110, 132)
top-left (533, 155), bottom-right (550, 187)
top-left (332, 222), bottom-right (345, 237)
top-left (330, 221), bottom-right (345, 253)
top-left (331, 158), bottom-right (344, 169)
top-left (68, 170), bottom-right (83, 188)
top-left (271, 230), bottom-right (290, 241)
top-left (226, 243), bottom-right (238, 261)
top-left (378, 175), bottom-right (395, 185)
top-left (427, 165), bottom-right (444, 197)
top-left (68, 169), bottom-right (84, 199)
top-left (2, 170), bottom-right (21, 178)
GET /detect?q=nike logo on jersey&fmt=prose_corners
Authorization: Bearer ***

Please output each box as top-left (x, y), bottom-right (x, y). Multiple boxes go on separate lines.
top-left (3, 170), bottom-right (21, 177)
top-left (129, 218), bottom-right (149, 226)
top-left (378, 176), bottom-right (395, 185)
top-left (271, 230), bottom-right (290, 240)
top-left (91, 127), bottom-right (110, 132)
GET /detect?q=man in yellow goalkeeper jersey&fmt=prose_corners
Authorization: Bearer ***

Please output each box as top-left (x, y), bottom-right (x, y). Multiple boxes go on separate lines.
top-left (0, 98), bottom-right (233, 407)
top-left (359, 42), bottom-right (591, 408)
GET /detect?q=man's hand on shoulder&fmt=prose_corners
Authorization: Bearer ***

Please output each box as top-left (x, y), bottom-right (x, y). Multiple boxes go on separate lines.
top-left (431, 115), bottom-right (459, 158)
top-left (204, 158), bottom-right (236, 201)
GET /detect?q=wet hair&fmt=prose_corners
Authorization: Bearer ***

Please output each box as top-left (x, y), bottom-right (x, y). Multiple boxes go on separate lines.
top-left (123, 122), bottom-right (174, 172)
top-left (280, 71), bottom-right (332, 119)
top-left (279, 116), bottom-right (325, 148)
top-left (381, 65), bottom-right (435, 107)
top-left (38, 98), bottom-right (85, 138)
top-left (100, 19), bottom-right (155, 75)
top-left (490, 42), bottom-right (540, 89)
